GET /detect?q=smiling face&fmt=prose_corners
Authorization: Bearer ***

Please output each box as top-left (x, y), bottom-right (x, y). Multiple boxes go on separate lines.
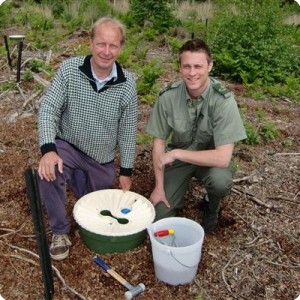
top-left (89, 23), bottom-right (122, 79)
top-left (179, 51), bottom-right (213, 99)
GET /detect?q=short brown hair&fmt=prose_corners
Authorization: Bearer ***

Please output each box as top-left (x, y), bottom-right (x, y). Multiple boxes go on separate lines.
top-left (90, 17), bottom-right (126, 45)
top-left (179, 39), bottom-right (212, 64)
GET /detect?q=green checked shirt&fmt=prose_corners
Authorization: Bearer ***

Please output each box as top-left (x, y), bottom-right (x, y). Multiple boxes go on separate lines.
top-left (146, 78), bottom-right (246, 151)
top-left (38, 55), bottom-right (138, 175)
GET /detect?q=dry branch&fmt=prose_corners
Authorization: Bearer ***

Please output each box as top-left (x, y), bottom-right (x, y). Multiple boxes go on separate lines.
top-left (221, 252), bottom-right (237, 293)
top-left (0, 222), bottom-right (27, 238)
top-left (22, 89), bottom-right (43, 110)
top-left (273, 152), bottom-right (300, 156)
top-left (5, 243), bottom-right (87, 300)
top-left (232, 187), bottom-right (282, 209)
top-left (266, 195), bottom-right (300, 205)
top-left (33, 74), bottom-right (50, 88)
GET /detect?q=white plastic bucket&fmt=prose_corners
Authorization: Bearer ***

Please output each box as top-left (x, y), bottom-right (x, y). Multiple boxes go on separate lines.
top-left (147, 217), bottom-right (205, 285)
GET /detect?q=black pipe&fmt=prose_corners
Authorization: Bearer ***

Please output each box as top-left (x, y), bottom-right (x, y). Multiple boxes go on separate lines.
top-left (24, 168), bottom-right (54, 300)
top-left (16, 40), bottom-right (23, 82)
top-left (3, 35), bottom-right (12, 69)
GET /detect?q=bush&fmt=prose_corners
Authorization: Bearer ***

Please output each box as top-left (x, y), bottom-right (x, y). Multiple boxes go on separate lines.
top-left (209, 0), bottom-right (300, 85)
top-left (129, 0), bottom-right (177, 32)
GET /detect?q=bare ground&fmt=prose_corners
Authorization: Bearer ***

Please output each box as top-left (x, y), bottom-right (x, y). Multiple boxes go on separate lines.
top-left (0, 40), bottom-right (300, 300)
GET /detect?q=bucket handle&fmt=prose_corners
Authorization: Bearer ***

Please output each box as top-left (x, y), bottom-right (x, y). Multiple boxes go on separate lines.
top-left (167, 249), bottom-right (199, 269)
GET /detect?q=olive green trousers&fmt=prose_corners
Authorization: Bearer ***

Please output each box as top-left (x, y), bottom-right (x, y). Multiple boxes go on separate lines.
top-left (154, 160), bottom-right (234, 221)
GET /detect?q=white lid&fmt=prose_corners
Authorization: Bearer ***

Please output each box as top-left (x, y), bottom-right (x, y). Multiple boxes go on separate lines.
top-left (9, 35), bottom-right (25, 40)
top-left (73, 189), bottom-right (155, 236)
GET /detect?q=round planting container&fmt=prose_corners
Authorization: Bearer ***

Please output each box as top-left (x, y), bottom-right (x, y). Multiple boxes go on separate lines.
top-left (73, 189), bottom-right (155, 254)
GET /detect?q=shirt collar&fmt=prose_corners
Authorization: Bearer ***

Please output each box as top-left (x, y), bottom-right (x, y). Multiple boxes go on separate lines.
top-left (184, 78), bottom-right (211, 102)
top-left (91, 62), bottom-right (118, 83)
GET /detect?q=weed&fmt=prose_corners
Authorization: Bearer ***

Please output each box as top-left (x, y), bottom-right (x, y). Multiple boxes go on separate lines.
top-left (244, 121), bottom-right (261, 145)
top-left (137, 59), bottom-right (162, 96)
top-left (23, 70), bottom-right (34, 82)
top-left (136, 133), bottom-right (153, 146)
top-left (261, 120), bottom-right (279, 141)
top-left (282, 138), bottom-right (293, 147)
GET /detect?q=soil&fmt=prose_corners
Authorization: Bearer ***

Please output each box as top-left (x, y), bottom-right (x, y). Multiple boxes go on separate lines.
top-left (0, 38), bottom-right (299, 300)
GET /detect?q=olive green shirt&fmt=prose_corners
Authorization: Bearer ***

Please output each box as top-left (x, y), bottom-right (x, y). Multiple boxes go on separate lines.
top-left (146, 78), bottom-right (247, 151)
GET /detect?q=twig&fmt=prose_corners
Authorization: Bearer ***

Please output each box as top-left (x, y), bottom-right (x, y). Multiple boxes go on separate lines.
top-left (5, 243), bottom-right (87, 300)
top-left (272, 152), bottom-right (300, 156)
top-left (22, 89), bottom-right (43, 110)
top-left (232, 188), bottom-right (281, 209)
top-left (233, 172), bottom-right (258, 183)
top-left (229, 207), bottom-right (248, 223)
top-left (264, 258), bottom-right (300, 269)
top-left (266, 196), bottom-right (300, 205)
top-left (0, 222), bottom-right (27, 238)
top-left (16, 83), bottom-right (26, 101)
top-left (245, 236), bottom-right (259, 246)
top-left (46, 50), bottom-right (52, 65)
top-left (33, 74), bottom-right (50, 88)
top-left (221, 252), bottom-right (237, 293)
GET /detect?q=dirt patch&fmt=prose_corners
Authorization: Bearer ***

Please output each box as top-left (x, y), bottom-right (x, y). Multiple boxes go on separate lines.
top-left (0, 53), bottom-right (299, 299)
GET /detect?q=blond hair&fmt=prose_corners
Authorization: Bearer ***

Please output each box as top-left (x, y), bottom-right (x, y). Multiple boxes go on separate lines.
top-left (90, 17), bottom-right (126, 45)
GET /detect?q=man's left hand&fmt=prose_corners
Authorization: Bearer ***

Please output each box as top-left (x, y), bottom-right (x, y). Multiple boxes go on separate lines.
top-left (119, 175), bottom-right (132, 191)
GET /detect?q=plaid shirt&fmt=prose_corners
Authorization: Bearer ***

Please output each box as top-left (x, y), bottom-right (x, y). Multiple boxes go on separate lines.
top-left (38, 55), bottom-right (137, 175)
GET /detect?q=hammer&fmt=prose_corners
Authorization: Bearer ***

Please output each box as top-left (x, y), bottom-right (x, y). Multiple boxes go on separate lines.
top-left (93, 256), bottom-right (145, 299)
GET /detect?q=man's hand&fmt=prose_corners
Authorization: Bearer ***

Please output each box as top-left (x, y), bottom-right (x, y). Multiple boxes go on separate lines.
top-left (158, 150), bottom-right (176, 170)
top-left (38, 151), bottom-right (63, 182)
top-left (119, 175), bottom-right (132, 191)
top-left (149, 187), bottom-right (170, 208)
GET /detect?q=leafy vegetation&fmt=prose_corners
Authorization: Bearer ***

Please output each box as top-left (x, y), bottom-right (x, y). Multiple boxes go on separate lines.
top-left (0, 0), bottom-right (299, 149)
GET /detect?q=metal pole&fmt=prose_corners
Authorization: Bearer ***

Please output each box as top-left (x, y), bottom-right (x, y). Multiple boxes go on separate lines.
top-left (24, 168), bottom-right (54, 300)
top-left (16, 39), bottom-right (23, 82)
top-left (3, 35), bottom-right (12, 69)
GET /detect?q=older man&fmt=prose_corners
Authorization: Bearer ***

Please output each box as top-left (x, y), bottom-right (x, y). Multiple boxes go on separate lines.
top-left (38, 17), bottom-right (137, 260)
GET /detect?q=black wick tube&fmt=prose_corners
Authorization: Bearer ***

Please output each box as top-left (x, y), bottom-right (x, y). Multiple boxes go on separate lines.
top-left (3, 35), bottom-right (12, 69)
top-left (16, 39), bottom-right (23, 82)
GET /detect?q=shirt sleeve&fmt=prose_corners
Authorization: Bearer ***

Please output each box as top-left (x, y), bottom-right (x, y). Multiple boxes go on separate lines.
top-left (117, 76), bottom-right (138, 171)
top-left (212, 95), bottom-right (247, 146)
top-left (38, 61), bottom-right (68, 151)
top-left (145, 94), bottom-right (172, 140)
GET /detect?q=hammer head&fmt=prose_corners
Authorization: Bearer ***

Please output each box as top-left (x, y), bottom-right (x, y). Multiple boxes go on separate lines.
top-left (124, 283), bottom-right (145, 299)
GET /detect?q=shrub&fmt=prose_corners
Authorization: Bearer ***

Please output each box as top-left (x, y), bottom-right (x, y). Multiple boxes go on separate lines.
top-left (129, 0), bottom-right (177, 32)
top-left (209, 0), bottom-right (300, 85)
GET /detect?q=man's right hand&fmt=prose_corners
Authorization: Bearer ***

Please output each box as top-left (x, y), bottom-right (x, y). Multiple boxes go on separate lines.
top-left (149, 187), bottom-right (170, 208)
top-left (38, 151), bottom-right (63, 182)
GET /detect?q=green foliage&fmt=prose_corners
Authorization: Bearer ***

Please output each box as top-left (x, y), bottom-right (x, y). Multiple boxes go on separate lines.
top-left (244, 121), bottom-right (261, 145)
top-left (209, 0), bottom-right (300, 86)
top-left (136, 133), bottom-right (153, 146)
top-left (0, 1), bottom-right (12, 27)
top-left (137, 59), bottom-right (162, 96)
top-left (266, 76), bottom-right (300, 102)
top-left (29, 59), bottom-right (45, 73)
top-left (14, 5), bottom-right (54, 32)
top-left (0, 81), bottom-right (17, 92)
top-left (261, 120), bottom-right (279, 141)
top-left (282, 138), bottom-right (293, 148)
top-left (141, 27), bottom-right (160, 41)
top-left (243, 117), bottom-right (280, 145)
top-left (23, 70), bottom-right (34, 82)
top-left (61, 0), bottom-right (111, 31)
top-left (167, 37), bottom-right (182, 56)
top-left (129, 0), bottom-right (177, 32)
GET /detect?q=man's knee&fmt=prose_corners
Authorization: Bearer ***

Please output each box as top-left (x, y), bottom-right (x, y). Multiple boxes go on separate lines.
top-left (154, 203), bottom-right (177, 221)
top-left (204, 170), bottom-right (233, 197)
